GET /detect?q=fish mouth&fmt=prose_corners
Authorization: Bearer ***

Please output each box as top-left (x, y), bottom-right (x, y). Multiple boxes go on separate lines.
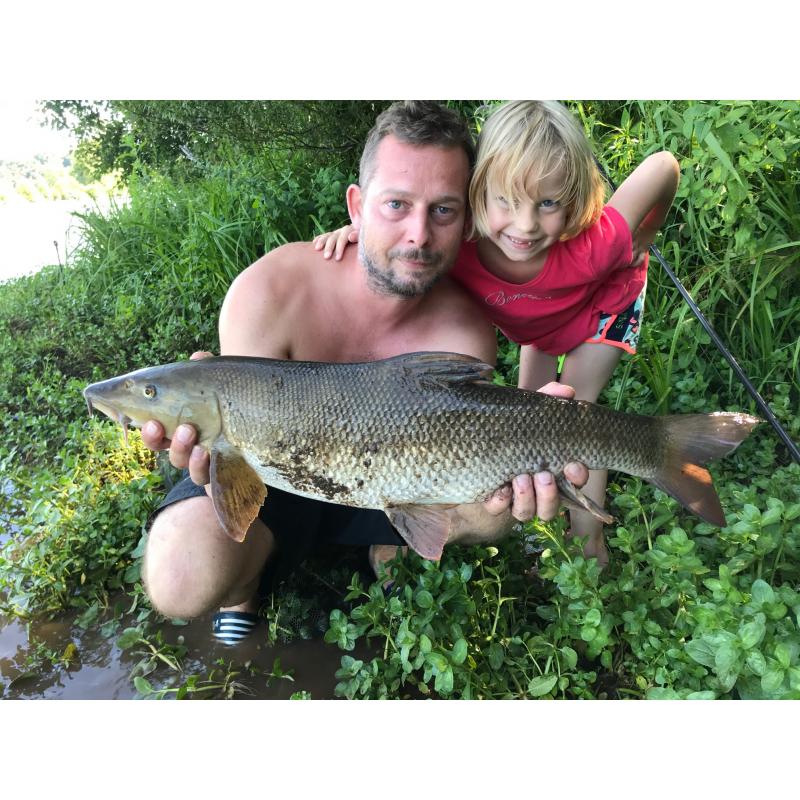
top-left (84, 390), bottom-right (133, 444)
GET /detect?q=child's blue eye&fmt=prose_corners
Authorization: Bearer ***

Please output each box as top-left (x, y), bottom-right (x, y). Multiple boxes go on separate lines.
top-left (540, 199), bottom-right (560, 209)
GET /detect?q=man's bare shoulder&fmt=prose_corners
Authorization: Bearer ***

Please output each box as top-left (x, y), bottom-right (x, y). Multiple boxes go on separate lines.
top-left (229, 242), bottom-right (317, 297)
top-left (220, 243), bottom-right (326, 357)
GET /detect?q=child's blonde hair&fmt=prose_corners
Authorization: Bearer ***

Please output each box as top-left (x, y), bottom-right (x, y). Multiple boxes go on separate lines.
top-left (469, 101), bottom-right (606, 241)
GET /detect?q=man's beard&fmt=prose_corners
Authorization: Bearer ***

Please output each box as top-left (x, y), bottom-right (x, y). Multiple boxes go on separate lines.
top-left (359, 237), bottom-right (448, 299)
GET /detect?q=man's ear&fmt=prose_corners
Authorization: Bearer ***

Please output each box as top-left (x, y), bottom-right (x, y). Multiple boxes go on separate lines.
top-left (346, 184), bottom-right (363, 226)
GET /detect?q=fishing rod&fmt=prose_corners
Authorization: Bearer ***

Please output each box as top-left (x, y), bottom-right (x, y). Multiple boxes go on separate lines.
top-left (595, 157), bottom-right (800, 465)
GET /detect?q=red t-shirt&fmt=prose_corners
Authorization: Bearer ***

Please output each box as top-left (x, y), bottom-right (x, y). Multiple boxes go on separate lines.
top-left (451, 205), bottom-right (648, 355)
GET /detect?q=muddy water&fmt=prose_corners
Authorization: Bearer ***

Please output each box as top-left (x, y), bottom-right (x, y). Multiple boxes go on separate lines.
top-left (0, 601), bottom-right (346, 700)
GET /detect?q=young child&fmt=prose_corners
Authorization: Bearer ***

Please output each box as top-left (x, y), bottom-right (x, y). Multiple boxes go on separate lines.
top-left (314, 100), bottom-right (680, 565)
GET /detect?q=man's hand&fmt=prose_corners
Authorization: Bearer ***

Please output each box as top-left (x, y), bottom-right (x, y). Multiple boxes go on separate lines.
top-left (482, 381), bottom-right (589, 521)
top-left (140, 351), bottom-right (213, 486)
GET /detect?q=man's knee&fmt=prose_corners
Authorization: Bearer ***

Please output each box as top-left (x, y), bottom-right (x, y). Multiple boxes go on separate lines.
top-left (143, 496), bottom-right (272, 619)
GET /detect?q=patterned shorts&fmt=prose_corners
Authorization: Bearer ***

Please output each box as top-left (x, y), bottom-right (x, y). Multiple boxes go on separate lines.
top-left (585, 282), bottom-right (646, 355)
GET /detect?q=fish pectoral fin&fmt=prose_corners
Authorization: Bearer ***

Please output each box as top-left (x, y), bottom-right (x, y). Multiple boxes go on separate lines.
top-left (384, 504), bottom-right (454, 561)
top-left (210, 444), bottom-right (267, 542)
top-left (555, 475), bottom-right (614, 525)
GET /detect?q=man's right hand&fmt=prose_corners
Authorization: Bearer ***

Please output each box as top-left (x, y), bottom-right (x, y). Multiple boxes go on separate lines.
top-left (140, 351), bottom-right (213, 486)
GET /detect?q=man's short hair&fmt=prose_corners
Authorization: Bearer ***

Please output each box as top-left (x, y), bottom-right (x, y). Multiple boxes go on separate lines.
top-left (359, 101), bottom-right (475, 190)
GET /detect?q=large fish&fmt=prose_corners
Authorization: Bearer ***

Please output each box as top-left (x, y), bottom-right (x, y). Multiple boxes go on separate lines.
top-left (83, 352), bottom-right (759, 559)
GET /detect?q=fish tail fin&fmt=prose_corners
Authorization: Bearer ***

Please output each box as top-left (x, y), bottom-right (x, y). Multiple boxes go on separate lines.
top-left (650, 412), bottom-right (760, 526)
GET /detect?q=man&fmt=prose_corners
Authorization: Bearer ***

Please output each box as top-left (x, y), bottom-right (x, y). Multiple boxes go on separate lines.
top-left (141, 102), bottom-right (587, 643)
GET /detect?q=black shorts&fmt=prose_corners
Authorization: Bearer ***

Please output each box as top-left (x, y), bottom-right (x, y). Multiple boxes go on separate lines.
top-left (153, 474), bottom-right (405, 596)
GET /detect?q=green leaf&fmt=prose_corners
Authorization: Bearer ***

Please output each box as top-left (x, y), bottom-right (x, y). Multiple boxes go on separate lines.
top-left (559, 646), bottom-right (578, 670)
top-left (775, 643), bottom-right (792, 670)
top-left (528, 673), bottom-right (558, 697)
top-left (766, 138), bottom-right (787, 162)
top-left (415, 590), bottom-right (434, 609)
top-left (646, 687), bottom-right (680, 700)
top-left (746, 650), bottom-right (767, 677)
top-left (715, 642), bottom-right (739, 673)
top-left (584, 608), bottom-right (602, 626)
top-left (788, 667), bottom-right (800, 692)
top-left (685, 691), bottom-right (716, 700)
top-left (761, 668), bottom-right (785, 694)
top-left (760, 506), bottom-right (783, 527)
top-left (426, 652), bottom-right (449, 673)
top-left (704, 130), bottom-right (744, 185)
top-left (434, 666), bottom-right (454, 696)
top-left (685, 638), bottom-right (716, 668)
top-left (134, 676), bottom-right (153, 696)
top-left (738, 614), bottom-right (766, 650)
top-left (487, 643), bottom-right (504, 671)
top-left (751, 579), bottom-right (775, 606)
top-left (117, 627), bottom-right (142, 650)
top-left (451, 639), bottom-right (468, 665)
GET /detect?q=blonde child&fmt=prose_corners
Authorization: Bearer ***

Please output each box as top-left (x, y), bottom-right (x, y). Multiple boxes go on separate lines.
top-left (314, 100), bottom-right (680, 565)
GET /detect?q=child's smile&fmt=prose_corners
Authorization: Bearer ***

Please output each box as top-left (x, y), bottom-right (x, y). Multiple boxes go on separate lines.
top-left (485, 169), bottom-right (568, 267)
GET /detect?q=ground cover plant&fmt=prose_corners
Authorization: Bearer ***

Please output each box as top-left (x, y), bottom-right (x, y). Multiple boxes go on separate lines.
top-left (1, 100), bottom-right (798, 699)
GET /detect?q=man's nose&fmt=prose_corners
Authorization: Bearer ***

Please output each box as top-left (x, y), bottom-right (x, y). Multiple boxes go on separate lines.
top-left (406, 209), bottom-right (431, 246)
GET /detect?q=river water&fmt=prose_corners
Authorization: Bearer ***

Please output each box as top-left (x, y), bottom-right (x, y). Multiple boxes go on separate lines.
top-left (0, 604), bottom-right (345, 700)
top-left (0, 196), bottom-right (108, 283)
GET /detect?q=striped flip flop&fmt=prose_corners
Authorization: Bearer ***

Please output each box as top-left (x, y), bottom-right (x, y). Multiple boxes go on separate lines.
top-left (212, 611), bottom-right (259, 646)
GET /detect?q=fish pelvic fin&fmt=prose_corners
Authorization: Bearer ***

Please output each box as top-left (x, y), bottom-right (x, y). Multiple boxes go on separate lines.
top-left (384, 503), bottom-right (455, 561)
top-left (650, 412), bottom-right (760, 526)
top-left (210, 441), bottom-right (267, 542)
top-left (555, 475), bottom-right (614, 524)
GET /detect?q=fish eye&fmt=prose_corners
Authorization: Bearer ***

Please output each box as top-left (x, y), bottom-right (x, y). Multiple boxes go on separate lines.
top-left (144, 385), bottom-right (157, 398)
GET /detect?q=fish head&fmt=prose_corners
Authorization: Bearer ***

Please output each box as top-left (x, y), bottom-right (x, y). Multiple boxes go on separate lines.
top-left (83, 360), bottom-right (222, 445)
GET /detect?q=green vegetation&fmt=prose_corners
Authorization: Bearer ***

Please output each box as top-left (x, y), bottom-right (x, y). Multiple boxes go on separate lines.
top-left (1, 100), bottom-right (798, 699)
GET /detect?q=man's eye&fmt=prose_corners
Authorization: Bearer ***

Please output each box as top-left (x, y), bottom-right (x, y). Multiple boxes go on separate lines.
top-left (386, 200), bottom-right (403, 210)
top-left (434, 206), bottom-right (453, 216)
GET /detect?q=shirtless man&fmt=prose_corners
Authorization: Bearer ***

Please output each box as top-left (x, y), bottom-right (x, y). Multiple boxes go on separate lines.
top-left (141, 102), bottom-right (587, 642)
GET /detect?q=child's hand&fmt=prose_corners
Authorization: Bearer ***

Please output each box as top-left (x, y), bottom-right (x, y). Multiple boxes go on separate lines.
top-left (312, 224), bottom-right (359, 261)
top-left (630, 227), bottom-right (655, 267)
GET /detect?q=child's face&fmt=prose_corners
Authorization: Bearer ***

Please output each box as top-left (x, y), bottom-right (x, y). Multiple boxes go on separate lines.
top-left (484, 168), bottom-right (568, 264)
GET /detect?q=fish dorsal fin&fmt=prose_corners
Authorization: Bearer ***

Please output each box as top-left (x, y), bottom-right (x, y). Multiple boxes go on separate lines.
top-left (385, 351), bottom-right (494, 390)
top-left (384, 503), bottom-right (456, 561)
top-left (210, 439), bottom-right (267, 542)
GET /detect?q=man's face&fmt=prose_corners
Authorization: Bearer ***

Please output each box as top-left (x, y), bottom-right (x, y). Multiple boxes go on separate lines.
top-left (349, 135), bottom-right (470, 298)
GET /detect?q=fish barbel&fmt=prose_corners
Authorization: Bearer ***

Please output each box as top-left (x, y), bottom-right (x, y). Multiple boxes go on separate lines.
top-left (83, 352), bottom-right (760, 559)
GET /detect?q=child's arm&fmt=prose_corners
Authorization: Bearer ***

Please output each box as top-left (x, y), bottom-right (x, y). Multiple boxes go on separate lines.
top-left (606, 151), bottom-right (680, 265)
